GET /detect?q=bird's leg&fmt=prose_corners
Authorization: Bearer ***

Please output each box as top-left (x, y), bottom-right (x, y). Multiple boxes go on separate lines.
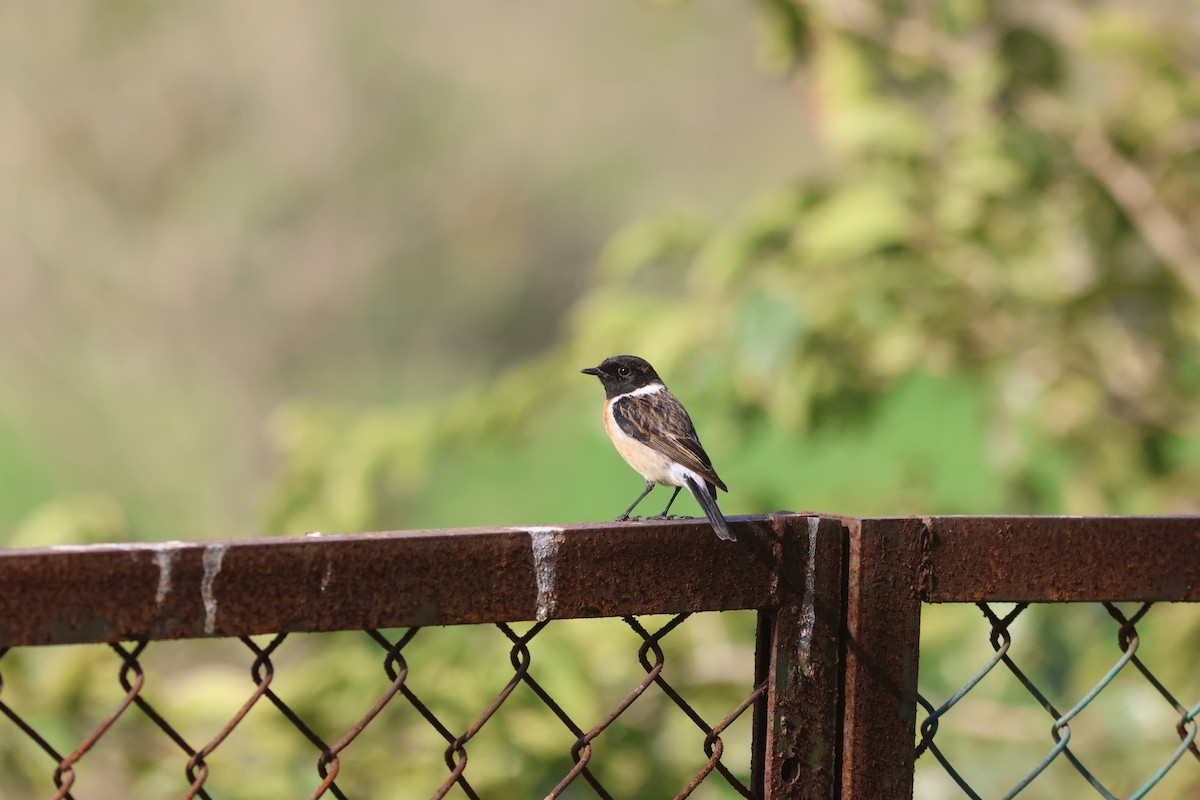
top-left (616, 481), bottom-right (655, 521)
top-left (648, 486), bottom-right (683, 520)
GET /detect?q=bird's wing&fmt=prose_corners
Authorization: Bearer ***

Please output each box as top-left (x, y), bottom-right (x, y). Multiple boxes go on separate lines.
top-left (611, 390), bottom-right (728, 491)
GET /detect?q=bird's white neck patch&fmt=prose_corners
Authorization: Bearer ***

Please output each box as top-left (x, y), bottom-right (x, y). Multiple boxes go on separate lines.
top-left (614, 382), bottom-right (665, 400)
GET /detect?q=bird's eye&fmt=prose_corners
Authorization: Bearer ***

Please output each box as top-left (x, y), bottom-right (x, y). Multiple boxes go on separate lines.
top-left (617, 366), bottom-right (630, 377)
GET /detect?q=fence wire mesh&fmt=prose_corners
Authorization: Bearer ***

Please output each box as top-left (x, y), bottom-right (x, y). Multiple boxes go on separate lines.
top-left (0, 612), bottom-right (762, 800)
top-left (915, 602), bottom-right (1200, 800)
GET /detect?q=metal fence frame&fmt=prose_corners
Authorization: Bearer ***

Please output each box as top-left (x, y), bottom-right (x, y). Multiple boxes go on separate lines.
top-left (2, 514), bottom-right (1198, 798)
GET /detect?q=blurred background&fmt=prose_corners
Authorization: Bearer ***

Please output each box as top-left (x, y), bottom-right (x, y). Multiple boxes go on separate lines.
top-left (2, 1), bottom-right (1198, 798)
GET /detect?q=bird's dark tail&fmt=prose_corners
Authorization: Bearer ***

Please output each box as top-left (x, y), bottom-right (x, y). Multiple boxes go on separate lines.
top-left (685, 476), bottom-right (734, 541)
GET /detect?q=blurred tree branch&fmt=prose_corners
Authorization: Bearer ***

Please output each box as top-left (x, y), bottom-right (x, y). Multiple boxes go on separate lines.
top-left (1021, 92), bottom-right (1200, 302)
top-left (801, 0), bottom-right (1200, 303)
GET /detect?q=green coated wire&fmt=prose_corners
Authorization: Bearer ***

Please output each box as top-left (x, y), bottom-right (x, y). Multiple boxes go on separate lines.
top-left (1128, 699), bottom-right (1200, 800)
top-left (915, 603), bottom-right (1029, 798)
top-left (922, 604), bottom-right (1196, 800)
top-left (1001, 633), bottom-right (1140, 799)
top-left (913, 634), bottom-right (1013, 800)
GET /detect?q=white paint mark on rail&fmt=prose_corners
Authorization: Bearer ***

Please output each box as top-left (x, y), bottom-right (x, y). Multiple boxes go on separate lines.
top-left (154, 549), bottom-right (173, 606)
top-left (201, 544), bottom-right (227, 635)
top-left (528, 528), bottom-right (564, 622)
top-left (798, 516), bottom-right (819, 677)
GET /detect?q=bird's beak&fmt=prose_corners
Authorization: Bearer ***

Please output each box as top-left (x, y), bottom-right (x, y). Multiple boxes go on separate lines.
top-left (581, 367), bottom-right (601, 376)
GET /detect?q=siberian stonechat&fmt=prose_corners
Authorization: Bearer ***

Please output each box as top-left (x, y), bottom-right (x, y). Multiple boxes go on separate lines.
top-left (582, 355), bottom-right (734, 541)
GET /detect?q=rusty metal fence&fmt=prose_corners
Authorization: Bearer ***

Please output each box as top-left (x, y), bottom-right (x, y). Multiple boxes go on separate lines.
top-left (0, 515), bottom-right (1197, 798)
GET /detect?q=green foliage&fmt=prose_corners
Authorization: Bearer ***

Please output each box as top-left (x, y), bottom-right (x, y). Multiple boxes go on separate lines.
top-left (269, 2), bottom-right (1200, 532)
top-left (0, 408), bottom-right (60, 529)
top-left (8, 492), bottom-right (129, 548)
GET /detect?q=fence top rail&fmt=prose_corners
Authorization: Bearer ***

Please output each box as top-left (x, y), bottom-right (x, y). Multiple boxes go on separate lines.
top-left (920, 514), bottom-right (1200, 603)
top-left (0, 514), bottom-right (801, 647)
top-left (1, 514), bottom-right (1196, 647)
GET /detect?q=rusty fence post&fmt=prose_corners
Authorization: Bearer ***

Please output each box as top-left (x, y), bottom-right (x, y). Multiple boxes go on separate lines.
top-left (840, 517), bottom-right (924, 800)
top-left (757, 515), bottom-right (847, 799)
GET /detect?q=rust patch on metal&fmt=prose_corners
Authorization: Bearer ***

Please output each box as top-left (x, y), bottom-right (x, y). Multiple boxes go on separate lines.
top-left (841, 517), bottom-right (923, 800)
top-left (762, 514), bottom-right (846, 800)
top-left (923, 516), bottom-right (1200, 602)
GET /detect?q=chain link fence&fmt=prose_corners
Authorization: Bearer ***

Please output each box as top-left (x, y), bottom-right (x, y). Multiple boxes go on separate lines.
top-left (1, 614), bottom-right (765, 799)
top-left (915, 602), bottom-right (1200, 799)
top-left (1, 515), bottom-right (1197, 798)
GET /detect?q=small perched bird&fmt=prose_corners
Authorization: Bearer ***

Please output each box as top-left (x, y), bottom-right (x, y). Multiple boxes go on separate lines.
top-left (582, 355), bottom-right (734, 541)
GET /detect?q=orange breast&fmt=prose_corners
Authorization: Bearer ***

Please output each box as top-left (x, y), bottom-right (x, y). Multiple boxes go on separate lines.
top-left (603, 398), bottom-right (677, 485)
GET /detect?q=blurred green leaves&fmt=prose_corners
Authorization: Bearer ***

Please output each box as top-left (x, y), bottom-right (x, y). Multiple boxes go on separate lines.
top-left (267, 0), bottom-right (1200, 526)
top-left (8, 493), bottom-right (129, 549)
top-left (754, 0), bottom-right (811, 72)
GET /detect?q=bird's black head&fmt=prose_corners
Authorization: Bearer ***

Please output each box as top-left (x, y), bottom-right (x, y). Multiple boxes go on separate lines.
top-left (581, 355), bottom-right (664, 398)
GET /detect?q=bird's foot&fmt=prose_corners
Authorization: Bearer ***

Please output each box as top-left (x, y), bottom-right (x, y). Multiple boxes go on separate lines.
top-left (614, 514), bottom-right (643, 522)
